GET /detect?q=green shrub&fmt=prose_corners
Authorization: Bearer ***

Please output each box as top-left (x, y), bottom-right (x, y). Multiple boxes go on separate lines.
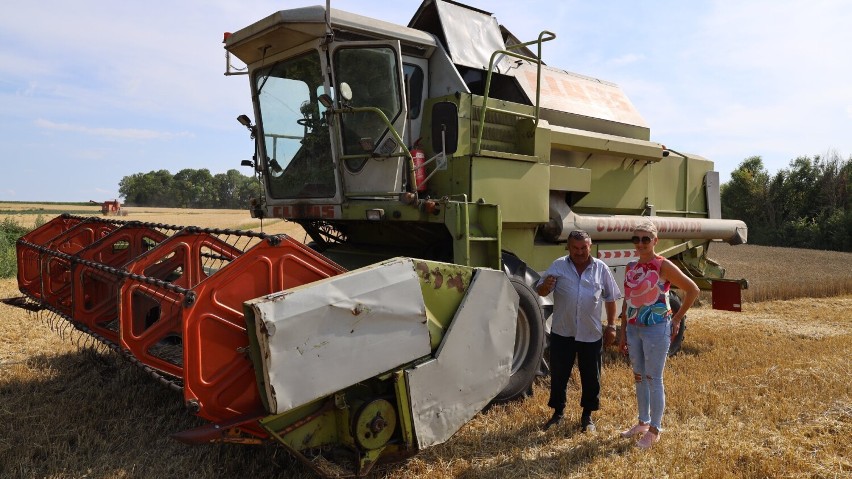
top-left (0, 217), bottom-right (29, 278)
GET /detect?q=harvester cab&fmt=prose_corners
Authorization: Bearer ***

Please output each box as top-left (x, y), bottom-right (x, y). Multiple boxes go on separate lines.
top-left (226, 5), bottom-right (450, 246)
top-left (231, 28), bottom-right (415, 213)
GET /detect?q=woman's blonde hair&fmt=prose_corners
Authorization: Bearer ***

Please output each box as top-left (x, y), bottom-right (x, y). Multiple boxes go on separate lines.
top-left (634, 221), bottom-right (658, 237)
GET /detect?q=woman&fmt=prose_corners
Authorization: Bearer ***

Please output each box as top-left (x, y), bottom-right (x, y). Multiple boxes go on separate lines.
top-left (618, 222), bottom-right (699, 449)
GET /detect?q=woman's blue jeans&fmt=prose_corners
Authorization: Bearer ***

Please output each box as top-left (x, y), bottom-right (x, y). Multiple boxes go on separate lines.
top-left (626, 321), bottom-right (671, 430)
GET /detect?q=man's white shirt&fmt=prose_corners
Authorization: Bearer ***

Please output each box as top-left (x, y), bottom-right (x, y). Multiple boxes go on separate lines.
top-left (536, 256), bottom-right (622, 341)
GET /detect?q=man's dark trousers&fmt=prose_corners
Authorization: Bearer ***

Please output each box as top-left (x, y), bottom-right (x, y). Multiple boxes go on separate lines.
top-left (547, 333), bottom-right (602, 414)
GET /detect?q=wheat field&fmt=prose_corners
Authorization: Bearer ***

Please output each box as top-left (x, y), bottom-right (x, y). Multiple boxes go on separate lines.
top-left (1, 206), bottom-right (850, 478)
top-left (0, 202), bottom-right (308, 238)
top-left (707, 242), bottom-right (852, 302)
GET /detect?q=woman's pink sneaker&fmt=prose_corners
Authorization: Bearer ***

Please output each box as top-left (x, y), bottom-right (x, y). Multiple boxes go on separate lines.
top-left (620, 423), bottom-right (650, 438)
top-left (636, 430), bottom-right (660, 449)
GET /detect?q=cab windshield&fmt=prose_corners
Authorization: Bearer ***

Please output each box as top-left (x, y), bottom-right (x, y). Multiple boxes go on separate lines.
top-left (255, 50), bottom-right (335, 199)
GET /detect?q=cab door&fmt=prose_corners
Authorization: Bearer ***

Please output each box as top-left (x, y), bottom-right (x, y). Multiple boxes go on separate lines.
top-left (329, 41), bottom-right (409, 196)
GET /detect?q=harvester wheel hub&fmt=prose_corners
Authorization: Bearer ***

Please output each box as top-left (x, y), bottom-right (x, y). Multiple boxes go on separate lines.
top-left (352, 398), bottom-right (397, 451)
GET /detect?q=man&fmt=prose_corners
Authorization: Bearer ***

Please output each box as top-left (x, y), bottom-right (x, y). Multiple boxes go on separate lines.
top-left (536, 230), bottom-right (621, 432)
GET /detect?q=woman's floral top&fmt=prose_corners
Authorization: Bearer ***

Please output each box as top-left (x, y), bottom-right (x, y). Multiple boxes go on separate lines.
top-left (624, 255), bottom-right (671, 325)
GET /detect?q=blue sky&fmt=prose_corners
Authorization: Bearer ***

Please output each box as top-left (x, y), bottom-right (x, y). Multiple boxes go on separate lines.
top-left (2, 0), bottom-right (851, 202)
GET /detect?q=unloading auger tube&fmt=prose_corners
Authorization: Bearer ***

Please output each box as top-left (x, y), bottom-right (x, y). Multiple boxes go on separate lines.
top-left (543, 193), bottom-right (748, 245)
top-left (11, 213), bottom-right (521, 477)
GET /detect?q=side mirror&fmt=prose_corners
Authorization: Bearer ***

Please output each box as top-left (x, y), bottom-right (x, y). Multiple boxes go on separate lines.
top-left (237, 114), bottom-right (252, 128)
top-left (237, 114), bottom-right (256, 139)
top-left (318, 94), bottom-right (333, 108)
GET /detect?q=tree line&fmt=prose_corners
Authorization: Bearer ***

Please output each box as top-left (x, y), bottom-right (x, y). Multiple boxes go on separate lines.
top-left (721, 151), bottom-right (852, 252)
top-left (118, 169), bottom-right (261, 209)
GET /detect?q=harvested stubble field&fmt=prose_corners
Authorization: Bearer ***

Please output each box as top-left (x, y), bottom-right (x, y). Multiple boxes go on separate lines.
top-left (1, 206), bottom-right (850, 478)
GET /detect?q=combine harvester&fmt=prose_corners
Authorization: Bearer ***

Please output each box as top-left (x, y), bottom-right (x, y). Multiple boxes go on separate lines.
top-left (12, 1), bottom-right (747, 476)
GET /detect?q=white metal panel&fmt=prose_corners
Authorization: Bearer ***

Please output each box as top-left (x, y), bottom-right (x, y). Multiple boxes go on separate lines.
top-left (341, 157), bottom-right (406, 195)
top-left (246, 258), bottom-right (431, 413)
top-left (427, 38), bottom-right (469, 97)
top-left (406, 268), bottom-right (518, 448)
top-left (435, 1), bottom-right (510, 71)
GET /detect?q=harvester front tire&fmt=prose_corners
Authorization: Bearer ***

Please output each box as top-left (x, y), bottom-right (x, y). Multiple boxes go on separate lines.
top-left (493, 278), bottom-right (545, 402)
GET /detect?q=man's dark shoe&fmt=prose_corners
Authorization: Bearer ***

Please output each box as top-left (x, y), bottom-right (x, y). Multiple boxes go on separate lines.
top-left (542, 412), bottom-right (563, 431)
top-left (580, 415), bottom-right (596, 432)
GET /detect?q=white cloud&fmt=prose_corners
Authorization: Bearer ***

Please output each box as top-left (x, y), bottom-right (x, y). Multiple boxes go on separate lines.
top-left (608, 54), bottom-right (645, 67)
top-left (34, 119), bottom-right (192, 141)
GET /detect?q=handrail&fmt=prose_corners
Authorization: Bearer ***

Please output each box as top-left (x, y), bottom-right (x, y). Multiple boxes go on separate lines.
top-left (476, 30), bottom-right (556, 155)
top-left (336, 106), bottom-right (418, 196)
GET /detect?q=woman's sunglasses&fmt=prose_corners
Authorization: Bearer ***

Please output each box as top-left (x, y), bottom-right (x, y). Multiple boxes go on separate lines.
top-left (631, 235), bottom-right (653, 244)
